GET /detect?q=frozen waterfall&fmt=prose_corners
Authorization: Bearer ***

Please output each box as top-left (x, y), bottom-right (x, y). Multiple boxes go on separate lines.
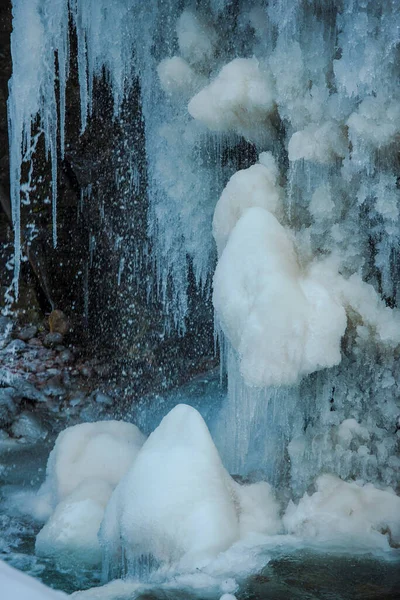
top-left (7, 0), bottom-right (400, 579)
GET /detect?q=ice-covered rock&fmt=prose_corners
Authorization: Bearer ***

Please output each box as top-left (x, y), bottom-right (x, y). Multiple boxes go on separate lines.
top-left (213, 207), bottom-right (347, 386)
top-left (284, 474), bottom-right (400, 549)
top-left (213, 152), bottom-right (284, 255)
top-left (188, 58), bottom-right (275, 144)
top-left (101, 404), bottom-right (239, 573)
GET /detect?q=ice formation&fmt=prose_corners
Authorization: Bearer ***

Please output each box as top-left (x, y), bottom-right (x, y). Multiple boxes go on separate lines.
top-left (188, 58), bottom-right (276, 144)
top-left (284, 474), bottom-right (400, 550)
top-left (212, 152), bottom-right (284, 255)
top-left (101, 404), bottom-right (281, 576)
top-left (6, 1), bottom-right (400, 592)
top-left (288, 122), bottom-right (348, 164)
top-left (213, 207), bottom-right (347, 387)
top-left (34, 421), bottom-right (145, 566)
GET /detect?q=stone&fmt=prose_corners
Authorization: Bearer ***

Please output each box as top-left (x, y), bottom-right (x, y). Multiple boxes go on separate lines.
top-left (4, 339), bottom-right (26, 353)
top-left (93, 391), bottom-right (113, 406)
top-left (59, 349), bottom-right (74, 364)
top-left (17, 325), bottom-right (38, 341)
top-left (48, 309), bottom-right (70, 335)
top-left (0, 316), bottom-right (13, 349)
top-left (28, 337), bottom-right (43, 347)
top-left (43, 332), bottom-right (64, 348)
top-left (11, 412), bottom-right (47, 443)
top-left (0, 387), bottom-right (17, 427)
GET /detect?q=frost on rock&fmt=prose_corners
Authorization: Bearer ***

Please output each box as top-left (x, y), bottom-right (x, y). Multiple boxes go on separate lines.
top-left (100, 404), bottom-right (281, 578)
top-left (213, 207), bottom-right (347, 387)
top-left (34, 421), bottom-right (145, 566)
top-left (188, 58), bottom-right (276, 144)
top-left (284, 474), bottom-right (400, 549)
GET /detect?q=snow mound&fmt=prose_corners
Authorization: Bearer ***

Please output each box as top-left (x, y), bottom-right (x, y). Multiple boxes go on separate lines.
top-left (284, 474), bottom-right (400, 549)
top-left (188, 58), bottom-right (275, 143)
top-left (288, 121), bottom-right (347, 163)
top-left (100, 404), bottom-right (281, 577)
top-left (213, 152), bottom-right (284, 255)
top-left (34, 421), bottom-right (145, 566)
top-left (35, 480), bottom-right (113, 567)
top-left (41, 420), bottom-right (146, 509)
top-left (0, 559), bottom-right (67, 599)
top-left (213, 207), bottom-right (347, 387)
top-left (157, 56), bottom-right (206, 99)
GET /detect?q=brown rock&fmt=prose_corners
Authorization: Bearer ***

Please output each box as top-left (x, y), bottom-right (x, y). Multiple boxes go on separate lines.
top-left (49, 309), bottom-right (70, 335)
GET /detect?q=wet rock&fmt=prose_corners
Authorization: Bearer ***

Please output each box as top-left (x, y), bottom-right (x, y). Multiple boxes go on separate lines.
top-left (12, 378), bottom-right (47, 402)
top-left (0, 316), bottom-right (13, 349)
top-left (68, 391), bottom-right (86, 407)
top-left (17, 325), bottom-right (38, 341)
top-left (4, 339), bottom-right (26, 353)
top-left (93, 363), bottom-right (113, 378)
top-left (48, 309), bottom-right (70, 335)
top-left (28, 337), bottom-right (43, 347)
top-left (11, 412), bottom-right (47, 443)
top-left (43, 332), bottom-right (63, 348)
top-left (43, 375), bottom-right (66, 397)
top-left (59, 349), bottom-right (74, 364)
top-left (0, 387), bottom-right (17, 427)
top-left (80, 365), bottom-right (93, 378)
top-left (93, 391), bottom-right (113, 406)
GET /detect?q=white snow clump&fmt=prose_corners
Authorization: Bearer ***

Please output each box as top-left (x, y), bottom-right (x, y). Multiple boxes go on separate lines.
top-left (34, 421), bottom-right (145, 567)
top-left (100, 404), bottom-right (281, 574)
top-left (188, 58), bottom-right (275, 144)
top-left (213, 207), bottom-right (347, 387)
top-left (284, 474), bottom-right (400, 549)
top-left (288, 121), bottom-right (348, 163)
top-left (213, 152), bottom-right (284, 255)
